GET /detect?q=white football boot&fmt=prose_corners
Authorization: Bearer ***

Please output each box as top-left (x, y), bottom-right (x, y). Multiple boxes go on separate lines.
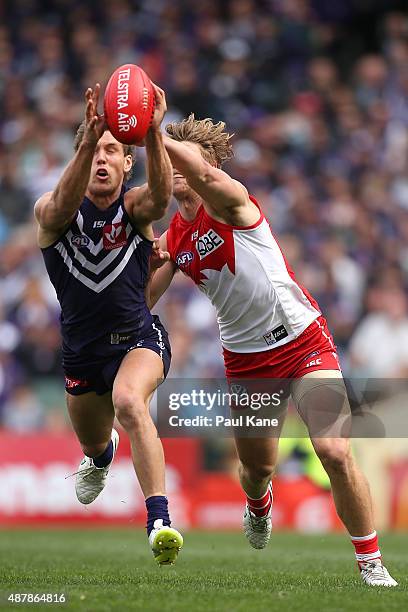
top-left (243, 483), bottom-right (272, 550)
top-left (74, 429), bottom-right (119, 504)
top-left (148, 519), bottom-right (183, 566)
top-left (359, 561), bottom-right (398, 587)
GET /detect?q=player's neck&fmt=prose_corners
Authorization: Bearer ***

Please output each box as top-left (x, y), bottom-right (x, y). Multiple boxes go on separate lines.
top-left (177, 194), bottom-right (202, 222)
top-left (85, 185), bottom-right (122, 210)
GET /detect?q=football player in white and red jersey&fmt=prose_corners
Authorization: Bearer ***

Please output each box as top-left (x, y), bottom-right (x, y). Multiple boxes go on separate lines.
top-left (148, 114), bottom-right (397, 587)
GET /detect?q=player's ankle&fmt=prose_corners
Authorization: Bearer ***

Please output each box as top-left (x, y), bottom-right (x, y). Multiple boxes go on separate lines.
top-left (92, 439), bottom-right (114, 468)
top-left (145, 495), bottom-right (171, 535)
top-left (246, 484), bottom-right (273, 517)
top-left (350, 531), bottom-right (381, 568)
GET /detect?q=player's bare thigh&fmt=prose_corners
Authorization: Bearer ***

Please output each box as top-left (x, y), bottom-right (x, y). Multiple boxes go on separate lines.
top-left (112, 348), bottom-right (164, 422)
top-left (66, 391), bottom-right (115, 456)
top-left (291, 369), bottom-right (351, 439)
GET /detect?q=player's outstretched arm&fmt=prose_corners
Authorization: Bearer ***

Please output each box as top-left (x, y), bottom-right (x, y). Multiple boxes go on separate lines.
top-left (34, 85), bottom-right (105, 237)
top-left (130, 85), bottom-right (173, 223)
top-left (163, 136), bottom-right (248, 212)
top-left (145, 233), bottom-right (178, 309)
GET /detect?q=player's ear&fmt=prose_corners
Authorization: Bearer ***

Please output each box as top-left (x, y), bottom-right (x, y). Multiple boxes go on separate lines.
top-left (124, 154), bottom-right (133, 173)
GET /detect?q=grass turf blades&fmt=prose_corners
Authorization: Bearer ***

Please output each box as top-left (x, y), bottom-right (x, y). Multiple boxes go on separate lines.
top-left (0, 530), bottom-right (406, 611)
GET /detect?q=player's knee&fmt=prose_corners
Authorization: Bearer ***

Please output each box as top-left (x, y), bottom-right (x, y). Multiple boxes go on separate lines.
top-left (313, 439), bottom-right (352, 474)
top-left (113, 392), bottom-right (147, 431)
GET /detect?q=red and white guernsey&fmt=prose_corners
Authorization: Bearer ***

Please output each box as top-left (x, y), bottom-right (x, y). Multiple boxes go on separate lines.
top-left (166, 196), bottom-right (321, 354)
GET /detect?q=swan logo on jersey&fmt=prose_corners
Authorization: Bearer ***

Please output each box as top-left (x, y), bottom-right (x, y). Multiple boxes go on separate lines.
top-left (71, 234), bottom-right (90, 247)
top-left (176, 251), bottom-right (194, 267)
top-left (196, 229), bottom-right (224, 260)
top-left (103, 222), bottom-right (127, 250)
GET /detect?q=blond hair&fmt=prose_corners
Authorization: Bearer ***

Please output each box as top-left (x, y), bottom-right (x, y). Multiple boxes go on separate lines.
top-left (165, 114), bottom-right (234, 167)
top-left (73, 120), bottom-right (135, 181)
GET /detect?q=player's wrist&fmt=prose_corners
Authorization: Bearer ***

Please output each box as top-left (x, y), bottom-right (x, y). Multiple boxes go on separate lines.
top-left (146, 125), bottom-right (163, 140)
top-left (77, 136), bottom-right (98, 152)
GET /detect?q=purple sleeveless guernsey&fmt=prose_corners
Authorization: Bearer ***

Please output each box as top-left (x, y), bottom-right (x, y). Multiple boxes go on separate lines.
top-left (41, 188), bottom-right (155, 362)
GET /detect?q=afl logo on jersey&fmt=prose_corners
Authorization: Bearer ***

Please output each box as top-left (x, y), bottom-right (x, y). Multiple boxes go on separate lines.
top-left (71, 234), bottom-right (90, 247)
top-left (176, 251), bottom-right (194, 267)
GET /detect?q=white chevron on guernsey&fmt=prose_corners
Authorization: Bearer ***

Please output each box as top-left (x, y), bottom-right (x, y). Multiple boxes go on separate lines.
top-left (55, 235), bottom-right (142, 293)
top-left (74, 208), bottom-right (124, 255)
top-left (65, 223), bottom-right (133, 274)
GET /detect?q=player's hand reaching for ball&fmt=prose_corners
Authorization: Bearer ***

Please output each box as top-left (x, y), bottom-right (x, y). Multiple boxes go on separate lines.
top-left (83, 84), bottom-right (106, 146)
top-left (136, 83), bottom-right (167, 146)
top-left (150, 240), bottom-right (171, 272)
top-left (150, 83), bottom-right (167, 131)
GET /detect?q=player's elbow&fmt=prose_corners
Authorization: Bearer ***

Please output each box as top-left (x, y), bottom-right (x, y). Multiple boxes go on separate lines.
top-left (34, 198), bottom-right (54, 229)
top-left (199, 171), bottom-right (213, 185)
top-left (35, 196), bottom-right (70, 232)
top-left (187, 165), bottom-right (217, 187)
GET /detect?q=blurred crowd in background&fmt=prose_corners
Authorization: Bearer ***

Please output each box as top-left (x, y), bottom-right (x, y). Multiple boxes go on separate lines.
top-left (1, 0), bottom-right (408, 435)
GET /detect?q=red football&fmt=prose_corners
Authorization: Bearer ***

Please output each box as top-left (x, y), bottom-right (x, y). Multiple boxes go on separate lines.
top-left (104, 64), bottom-right (155, 145)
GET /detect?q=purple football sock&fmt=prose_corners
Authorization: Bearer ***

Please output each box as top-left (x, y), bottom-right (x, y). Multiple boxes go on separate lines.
top-left (92, 439), bottom-right (114, 468)
top-left (146, 495), bottom-right (171, 535)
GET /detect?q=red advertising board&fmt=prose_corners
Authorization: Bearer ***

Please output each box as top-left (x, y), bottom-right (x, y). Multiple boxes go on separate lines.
top-left (0, 431), bottom-right (198, 527)
top-left (390, 460), bottom-right (408, 528)
top-left (0, 431), bottom-right (342, 531)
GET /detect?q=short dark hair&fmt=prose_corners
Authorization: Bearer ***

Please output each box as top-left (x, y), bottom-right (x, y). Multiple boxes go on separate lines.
top-left (73, 121), bottom-right (135, 181)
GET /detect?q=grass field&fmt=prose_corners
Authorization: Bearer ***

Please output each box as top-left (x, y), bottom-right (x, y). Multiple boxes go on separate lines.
top-left (0, 529), bottom-right (406, 611)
